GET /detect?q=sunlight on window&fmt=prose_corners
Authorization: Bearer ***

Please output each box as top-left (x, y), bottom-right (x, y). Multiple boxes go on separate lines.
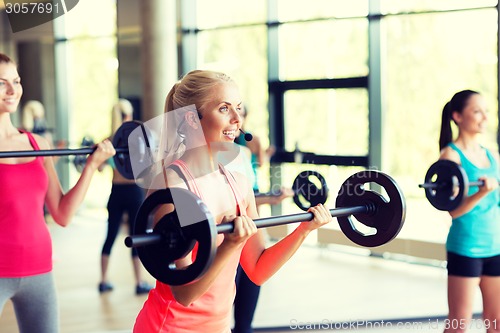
top-left (61, 0), bottom-right (117, 37)
top-left (381, 0), bottom-right (498, 14)
top-left (279, 18), bottom-right (368, 80)
top-left (277, 0), bottom-right (368, 21)
top-left (196, 0), bottom-right (266, 29)
top-left (59, 0), bottom-right (118, 208)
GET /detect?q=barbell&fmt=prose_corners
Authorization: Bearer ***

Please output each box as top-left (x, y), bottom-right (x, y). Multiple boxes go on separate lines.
top-left (124, 170), bottom-right (406, 286)
top-left (255, 170), bottom-right (329, 210)
top-left (419, 159), bottom-right (499, 211)
top-left (0, 121), bottom-right (153, 180)
top-left (72, 136), bottom-right (96, 173)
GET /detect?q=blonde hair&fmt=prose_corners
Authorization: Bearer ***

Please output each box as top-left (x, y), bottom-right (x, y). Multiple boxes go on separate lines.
top-left (165, 70), bottom-right (233, 114)
top-left (22, 100), bottom-right (45, 131)
top-left (153, 70), bottom-right (234, 172)
top-left (111, 98), bottom-right (134, 134)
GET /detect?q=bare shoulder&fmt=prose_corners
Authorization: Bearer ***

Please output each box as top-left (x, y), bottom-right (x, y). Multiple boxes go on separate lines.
top-left (439, 146), bottom-right (460, 164)
top-left (232, 169), bottom-right (248, 183)
top-left (32, 133), bottom-right (51, 150)
top-left (489, 148), bottom-right (500, 165)
top-left (230, 169), bottom-right (252, 192)
top-left (146, 166), bottom-right (185, 195)
top-left (147, 163), bottom-right (194, 195)
top-left (239, 145), bottom-right (252, 159)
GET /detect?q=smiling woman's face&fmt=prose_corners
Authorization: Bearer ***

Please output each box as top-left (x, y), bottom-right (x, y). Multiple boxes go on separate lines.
top-left (198, 82), bottom-right (243, 143)
top-left (0, 62), bottom-right (22, 115)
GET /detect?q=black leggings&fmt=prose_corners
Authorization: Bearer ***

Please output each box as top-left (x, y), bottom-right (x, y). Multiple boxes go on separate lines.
top-left (234, 264), bottom-right (261, 333)
top-left (101, 183), bottom-right (144, 257)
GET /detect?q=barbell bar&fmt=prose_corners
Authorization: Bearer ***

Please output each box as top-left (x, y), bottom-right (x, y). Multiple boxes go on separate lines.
top-left (125, 203), bottom-right (372, 249)
top-left (419, 159), bottom-right (499, 211)
top-left (0, 146), bottom-right (129, 158)
top-left (124, 170), bottom-right (406, 285)
top-left (0, 121), bottom-right (153, 180)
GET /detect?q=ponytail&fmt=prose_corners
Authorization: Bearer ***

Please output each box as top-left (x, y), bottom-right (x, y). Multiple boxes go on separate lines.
top-left (111, 99), bottom-right (133, 134)
top-left (439, 102), bottom-right (453, 151)
top-left (165, 82), bottom-right (179, 113)
top-left (438, 89), bottom-right (480, 152)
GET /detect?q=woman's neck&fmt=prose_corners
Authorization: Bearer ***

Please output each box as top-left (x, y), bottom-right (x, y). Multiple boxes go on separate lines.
top-left (0, 113), bottom-right (19, 138)
top-left (181, 146), bottom-right (218, 176)
top-left (455, 134), bottom-right (481, 152)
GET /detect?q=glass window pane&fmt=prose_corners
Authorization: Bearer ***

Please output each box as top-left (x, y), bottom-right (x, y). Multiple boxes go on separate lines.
top-left (277, 0), bottom-right (368, 21)
top-left (279, 19), bottom-right (368, 80)
top-left (275, 163), bottom-right (367, 221)
top-left (381, 0), bottom-right (497, 14)
top-left (196, 0), bottom-right (266, 29)
top-left (67, 38), bottom-right (118, 144)
top-left (66, 37), bottom-right (118, 206)
top-left (284, 89), bottom-right (368, 156)
top-left (62, 0), bottom-right (117, 38)
top-left (197, 26), bottom-right (269, 144)
top-left (386, 8), bottom-right (498, 191)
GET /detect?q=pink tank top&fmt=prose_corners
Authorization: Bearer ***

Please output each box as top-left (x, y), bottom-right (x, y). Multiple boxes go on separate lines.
top-left (134, 160), bottom-right (248, 333)
top-left (0, 131), bottom-right (51, 277)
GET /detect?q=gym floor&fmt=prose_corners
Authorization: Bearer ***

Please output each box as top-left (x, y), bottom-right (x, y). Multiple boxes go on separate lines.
top-left (0, 208), bottom-right (487, 333)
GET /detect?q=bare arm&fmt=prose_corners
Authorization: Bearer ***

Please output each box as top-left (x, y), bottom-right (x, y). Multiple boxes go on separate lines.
top-left (170, 222), bottom-right (254, 306)
top-left (43, 136), bottom-right (115, 226)
top-left (440, 147), bottom-right (498, 219)
top-left (255, 187), bottom-right (294, 206)
top-left (240, 191), bottom-right (332, 285)
top-left (150, 169), bottom-right (257, 307)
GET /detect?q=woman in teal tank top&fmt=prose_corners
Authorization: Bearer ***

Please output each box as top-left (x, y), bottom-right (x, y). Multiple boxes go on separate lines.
top-left (438, 90), bottom-right (500, 332)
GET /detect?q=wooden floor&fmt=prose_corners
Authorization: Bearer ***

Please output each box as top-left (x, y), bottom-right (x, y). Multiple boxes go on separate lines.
top-left (0, 208), bottom-right (488, 333)
top-left (0, 209), bottom-right (155, 333)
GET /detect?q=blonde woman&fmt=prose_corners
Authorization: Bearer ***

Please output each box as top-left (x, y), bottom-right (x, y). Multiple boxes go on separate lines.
top-left (133, 70), bottom-right (332, 332)
top-left (98, 99), bottom-right (152, 295)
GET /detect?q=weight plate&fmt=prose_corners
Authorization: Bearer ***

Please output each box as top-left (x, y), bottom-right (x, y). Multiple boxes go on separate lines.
top-left (292, 170), bottom-right (329, 211)
top-left (336, 170), bottom-right (406, 247)
top-left (423, 160), bottom-right (468, 211)
top-left (134, 187), bottom-right (217, 285)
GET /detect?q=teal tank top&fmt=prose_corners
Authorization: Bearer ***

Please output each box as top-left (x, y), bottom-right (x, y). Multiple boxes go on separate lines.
top-left (235, 135), bottom-right (259, 191)
top-left (446, 143), bottom-right (500, 257)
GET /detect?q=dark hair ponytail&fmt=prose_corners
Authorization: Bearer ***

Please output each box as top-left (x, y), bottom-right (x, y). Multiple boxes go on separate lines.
top-left (439, 102), bottom-right (453, 151)
top-left (438, 89), bottom-right (479, 151)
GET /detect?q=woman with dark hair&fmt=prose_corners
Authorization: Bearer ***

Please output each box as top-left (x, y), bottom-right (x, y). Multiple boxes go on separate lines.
top-left (438, 90), bottom-right (500, 332)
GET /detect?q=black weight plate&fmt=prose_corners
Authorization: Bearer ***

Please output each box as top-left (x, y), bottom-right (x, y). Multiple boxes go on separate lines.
top-left (72, 136), bottom-right (94, 173)
top-left (292, 170), bottom-right (329, 211)
top-left (423, 160), bottom-right (467, 211)
top-left (73, 155), bottom-right (87, 173)
top-left (126, 121), bottom-right (157, 181)
top-left (335, 170), bottom-right (406, 247)
top-left (112, 121), bottom-right (144, 180)
top-left (134, 187), bottom-right (217, 286)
